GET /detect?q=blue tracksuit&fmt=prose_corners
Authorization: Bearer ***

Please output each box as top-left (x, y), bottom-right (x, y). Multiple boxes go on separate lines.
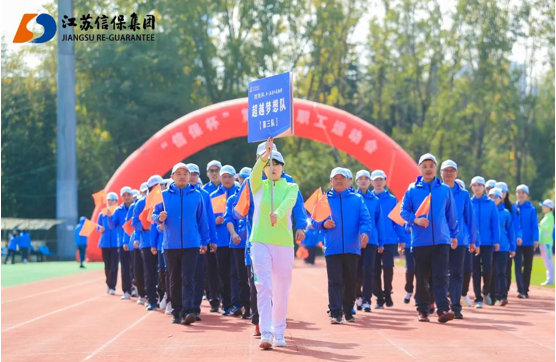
top-left (18, 232), bottom-right (31, 249)
top-left (225, 191), bottom-right (247, 249)
top-left (7, 235), bottom-right (18, 251)
top-left (313, 189), bottom-right (372, 256)
top-left (132, 197), bottom-right (152, 249)
top-left (303, 227), bottom-right (322, 248)
top-left (98, 213), bottom-right (118, 248)
top-left (108, 204), bottom-right (131, 247)
top-left (210, 184), bottom-right (239, 247)
top-left (471, 195), bottom-right (500, 247)
top-left (194, 184), bottom-right (218, 245)
top-left (450, 183), bottom-right (477, 246)
top-left (515, 201), bottom-right (539, 246)
top-left (372, 190), bottom-right (408, 244)
top-left (356, 189), bottom-right (385, 247)
top-left (496, 204), bottom-right (516, 252)
top-left (126, 201), bottom-right (137, 251)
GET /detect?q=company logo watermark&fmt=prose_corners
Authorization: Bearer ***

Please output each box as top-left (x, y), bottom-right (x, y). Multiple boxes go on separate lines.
top-left (13, 13), bottom-right (57, 43)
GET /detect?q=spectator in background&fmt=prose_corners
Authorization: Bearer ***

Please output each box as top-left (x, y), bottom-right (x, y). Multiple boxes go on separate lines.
top-left (4, 230), bottom-right (19, 264)
top-left (75, 217), bottom-right (88, 268)
top-left (18, 230), bottom-right (31, 264)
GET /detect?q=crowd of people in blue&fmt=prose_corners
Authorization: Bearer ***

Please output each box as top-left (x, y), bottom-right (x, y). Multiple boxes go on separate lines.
top-left (74, 141), bottom-right (554, 349)
top-left (3, 230), bottom-right (44, 264)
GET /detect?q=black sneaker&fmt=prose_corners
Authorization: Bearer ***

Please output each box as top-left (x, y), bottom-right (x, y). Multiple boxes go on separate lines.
top-left (195, 313), bottom-right (201, 321)
top-left (231, 306), bottom-right (243, 317)
top-left (344, 313), bottom-right (355, 323)
top-left (171, 315), bottom-right (181, 324)
top-left (331, 316), bottom-right (343, 324)
top-left (403, 296), bottom-right (411, 304)
top-left (385, 296), bottom-right (394, 308)
top-left (454, 311), bottom-right (463, 319)
top-left (375, 303), bottom-right (384, 310)
top-left (183, 313), bottom-right (196, 325)
top-left (79, 264), bottom-right (85, 269)
top-left (209, 305), bottom-right (219, 313)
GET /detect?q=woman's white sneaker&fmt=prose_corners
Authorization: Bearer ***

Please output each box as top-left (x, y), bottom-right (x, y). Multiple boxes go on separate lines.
top-left (273, 334), bottom-right (287, 347)
top-left (463, 295), bottom-right (473, 307)
top-left (121, 292), bottom-right (131, 300)
top-left (108, 289), bottom-right (116, 295)
top-left (159, 296), bottom-right (168, 309)
top-left (165, 302), bottom-right (173, 315)
top-left (259, 332), bottom-right (273, 349)
top-left (136, 297), bottom-right (146, 305)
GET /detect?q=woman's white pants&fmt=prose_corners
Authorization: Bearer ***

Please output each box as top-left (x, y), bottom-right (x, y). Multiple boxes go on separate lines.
top-left (539, 244), bottom-right (554, 284)
top-left (251, 242), bottom-right (294, 336)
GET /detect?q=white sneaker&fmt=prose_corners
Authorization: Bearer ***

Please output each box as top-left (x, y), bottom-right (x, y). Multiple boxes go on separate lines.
top-left (121, 292), bottom-right (131, 300)
top-left (160, 296), bottom-right (168, 309)
top-left (463, 296), bottom-right (473, 307)
top-left (541, 280), bottom-right (554, 286)
top-left (137, 297), bottom-right (146, 305)
top-left (131, 289), bottom-right (138, 298)
top-left (273, 334), bottom-right (287, 347)
top-left (165, 302), bottom-right (173, 315)
top-left (259, 332), bottom-right (273, 349)
top-left (108, 289), bottom-right (116, 295)
top-left (475, 301), bottom-right (483, 309)
top-left (355, 297), bottom-right (363, 308)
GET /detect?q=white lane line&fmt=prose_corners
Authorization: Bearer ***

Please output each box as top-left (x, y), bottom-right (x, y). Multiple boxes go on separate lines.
top-left (2, 279), bottom-right (102, 304)
top-left (81, 312), bottom-right (152, 361)
top-left (2, 296), bottom-right (102, 332)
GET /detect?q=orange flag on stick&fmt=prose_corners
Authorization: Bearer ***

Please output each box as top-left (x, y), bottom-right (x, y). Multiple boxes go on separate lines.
top-left (312, 193), bottom-right (332, 222)
top-left (101, 205), bottom-right (118, 215)
top-left (146, 184), bottom-right (164, 210)
top-left (304, 187), bottom-right (323, 214)
top-left (123, 219), bottom-right (134, 236)
top-left (139, 208), bottom-right (151, 230)
top-left (416, 194), bottom-right (431, 217)
top-left (92, 190), bottom-right (106, 208)
top-left (234, 184), bottom-right (251, 218)
top-left (147, 207), bottom-right (155, 223)
top-left (388, 200), bottom-right (406, 226)
top-left (296, 246), bottom-right (309, 259)
top-left (211, 193), bottom-right (227, 214)
top-left (79, 219), bottom-right (98, 237)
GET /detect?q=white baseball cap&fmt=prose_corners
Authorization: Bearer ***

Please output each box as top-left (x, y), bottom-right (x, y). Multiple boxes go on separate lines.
top-left (172, 163), bottom-right (190, 174)
top-left (471, 176), bottom-right (486, 186)
top-left (187, 163), bottom-right (200, 174)
top-left (455, 179), bottom-right (466, 189)
top-left (488, 187), bottom-right (503, 199)
top-left (418, 153), bottom-right (437, 165)
top-left (440, 159), bottom-right (458, 171)
top-left (106, 192), bottom-right (119, 201)
top-left (355, 170), bottom-right (371, 181)
top-left (516, 184), bottom-right (530, 194)
top-left (257, 142), bottom-right (278, 156)
top-left (120, 186), bottom-right (133, 196)
top-left (220, 165), bottom-right (237, 176)
top-left (486, 179), bottom-right (497, 188)
top-left (540, 199), bottom-right (554, 209)
top-left (330, 167), bottom-right (348, 179)
top-left (139, 182), bottom-right (149, 192)
top-left (343, 168), bottom-right (353, 180)
top-left (495, 182), bottom-right (509, 193)
top-left (206, 160), bottom-right (222, 171)
top-left (147, 175), bottom-right (164, 188)
top-left (370, 170), bottom-right (387, 180)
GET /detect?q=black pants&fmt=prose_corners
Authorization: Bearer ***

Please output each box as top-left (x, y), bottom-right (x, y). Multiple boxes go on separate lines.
top-left (231, 248), bottom-right (250, 310)
top-left (305, 247), bottom-right (317, 265)
top-left (249, 264), bottom-right (259, 325)
top-left (157, 252), bottom-right (168, 302)
top-left (205, 249), bottom-right (220, 307)
top-left (216, 246), bottom-right (232, 309)
top-left (101, 247), bottom-right (119, 290)
top-left (326, 253), bottom-right (359, 318)
top-left (141, 248), bottom-right (158, 305)
top-left (449, 246), bottom-right (467, 312)
top-left (355, 244), bottom-right (377, 304)
top-left (20, 247), bottom-right (29, 262)
top-left (230, 249), bottom-right (240, 308)
top-left (78, 245), bottom-right (87, 264)
top-left (4, 250), bottom-right (16, 264)
top-left (506, 257), bottom-right (513, 292)
top-left (515, 245), bottom-right (535, 295)
top-left (373, 244), bottom-right (397, 304)
top-left (166, 248), bottom-right (198, 317)
top-left (193, 253), bottom-right (205, 313)
top-left (404, 248), bottom-right (415, 294)
top-left (472, 245), bottom-right (493, 302)
top-left (413, 244), bottom-right (450, 315)
top-left (119, 247), bottom-right (131, 294)
top-left (492, 251), bottom-right (509, 300)
top-left (462, 249), bottom-right (473, 296)
top-left (133, 249), bottom-right (146, 298)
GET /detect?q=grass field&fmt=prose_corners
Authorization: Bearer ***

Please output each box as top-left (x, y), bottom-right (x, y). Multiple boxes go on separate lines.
top-left (1, 261), bottom-right (104, 288)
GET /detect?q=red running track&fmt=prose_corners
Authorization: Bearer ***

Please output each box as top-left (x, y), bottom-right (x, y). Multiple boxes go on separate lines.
top-left (2, 258), bottom-right (554, 361)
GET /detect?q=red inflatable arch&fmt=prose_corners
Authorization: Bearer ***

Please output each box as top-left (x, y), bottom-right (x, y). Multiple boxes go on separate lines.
top-left (86, 98), bottom-right (419, 261)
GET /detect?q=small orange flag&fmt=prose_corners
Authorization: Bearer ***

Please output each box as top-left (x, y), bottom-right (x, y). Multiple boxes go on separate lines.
top-left (416, 194), bottom-right (431, 217)
top-left (234, 184), bottom-right (251, 217)
top-left (92, 190), bottom-right (106, 208)
top-left (123, 219), bottom-right (134, 236)
top-left (101, 204), bottom-right (118, 215)
top-left (388, 200), bottom-right (405, 226)
top-left (79, 219), bottom-right (97, 237)
top-left (296, 246), bottom-right (309, 259)
top-left (312, 193), bottom-right (332, 222)
top-left (146, 184), bottom-right (164, 210)
top-left (211, 193), bottom-right (227, 214)
top-left (305, 187), bottom-right (323, 214)
top-left (139, 208), bottom-right (151, 230)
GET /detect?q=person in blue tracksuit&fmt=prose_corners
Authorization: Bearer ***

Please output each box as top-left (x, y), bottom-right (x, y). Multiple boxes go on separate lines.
top-left (107, 186), bottom-right (134, 299)
top-left (485, 179), bottom-right (497, 194)
top-left (470, 176), bottom-right (500, 308)
top-left (369, 170), bottom-right (410, 305)
top-left (226, 181), bottom-right (251, 319)
top-left (187, 163), bottom-right (219, 320)
top-left (352, 170), bottom-right (385, 311)
top-left (302, 219), bottom-right (322, 265)
top-left (313, 167), bottom-right (372, 324)
top-left (514, 184), bottom-right (539, 298)
top-left (401, 154), bottom-right (458, 323)
top-left (75, 217), bottom-right (88, 268)
top-left (203, 160), bottom-right (223, 307)
top-left (133, 175), bottom-right (165, 311)
top-left (455, 179), bottom-right (475, 308)
top-left (18, 230), bottom-right (31, 264)
top-left (5, 230), bottom-right (19, 264)
top-left (152, 163), bottom-right (210, 326)
top-left (98, 192), bottom-right (120, 294)
top-left (210, 165), bottom-right (240, 316)
top-left (440, 160), bottom-right (477, 319)
top-left (488, 188), bottom-right (516, 306)
top-left (127, 187), bottom-right (146, 302)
